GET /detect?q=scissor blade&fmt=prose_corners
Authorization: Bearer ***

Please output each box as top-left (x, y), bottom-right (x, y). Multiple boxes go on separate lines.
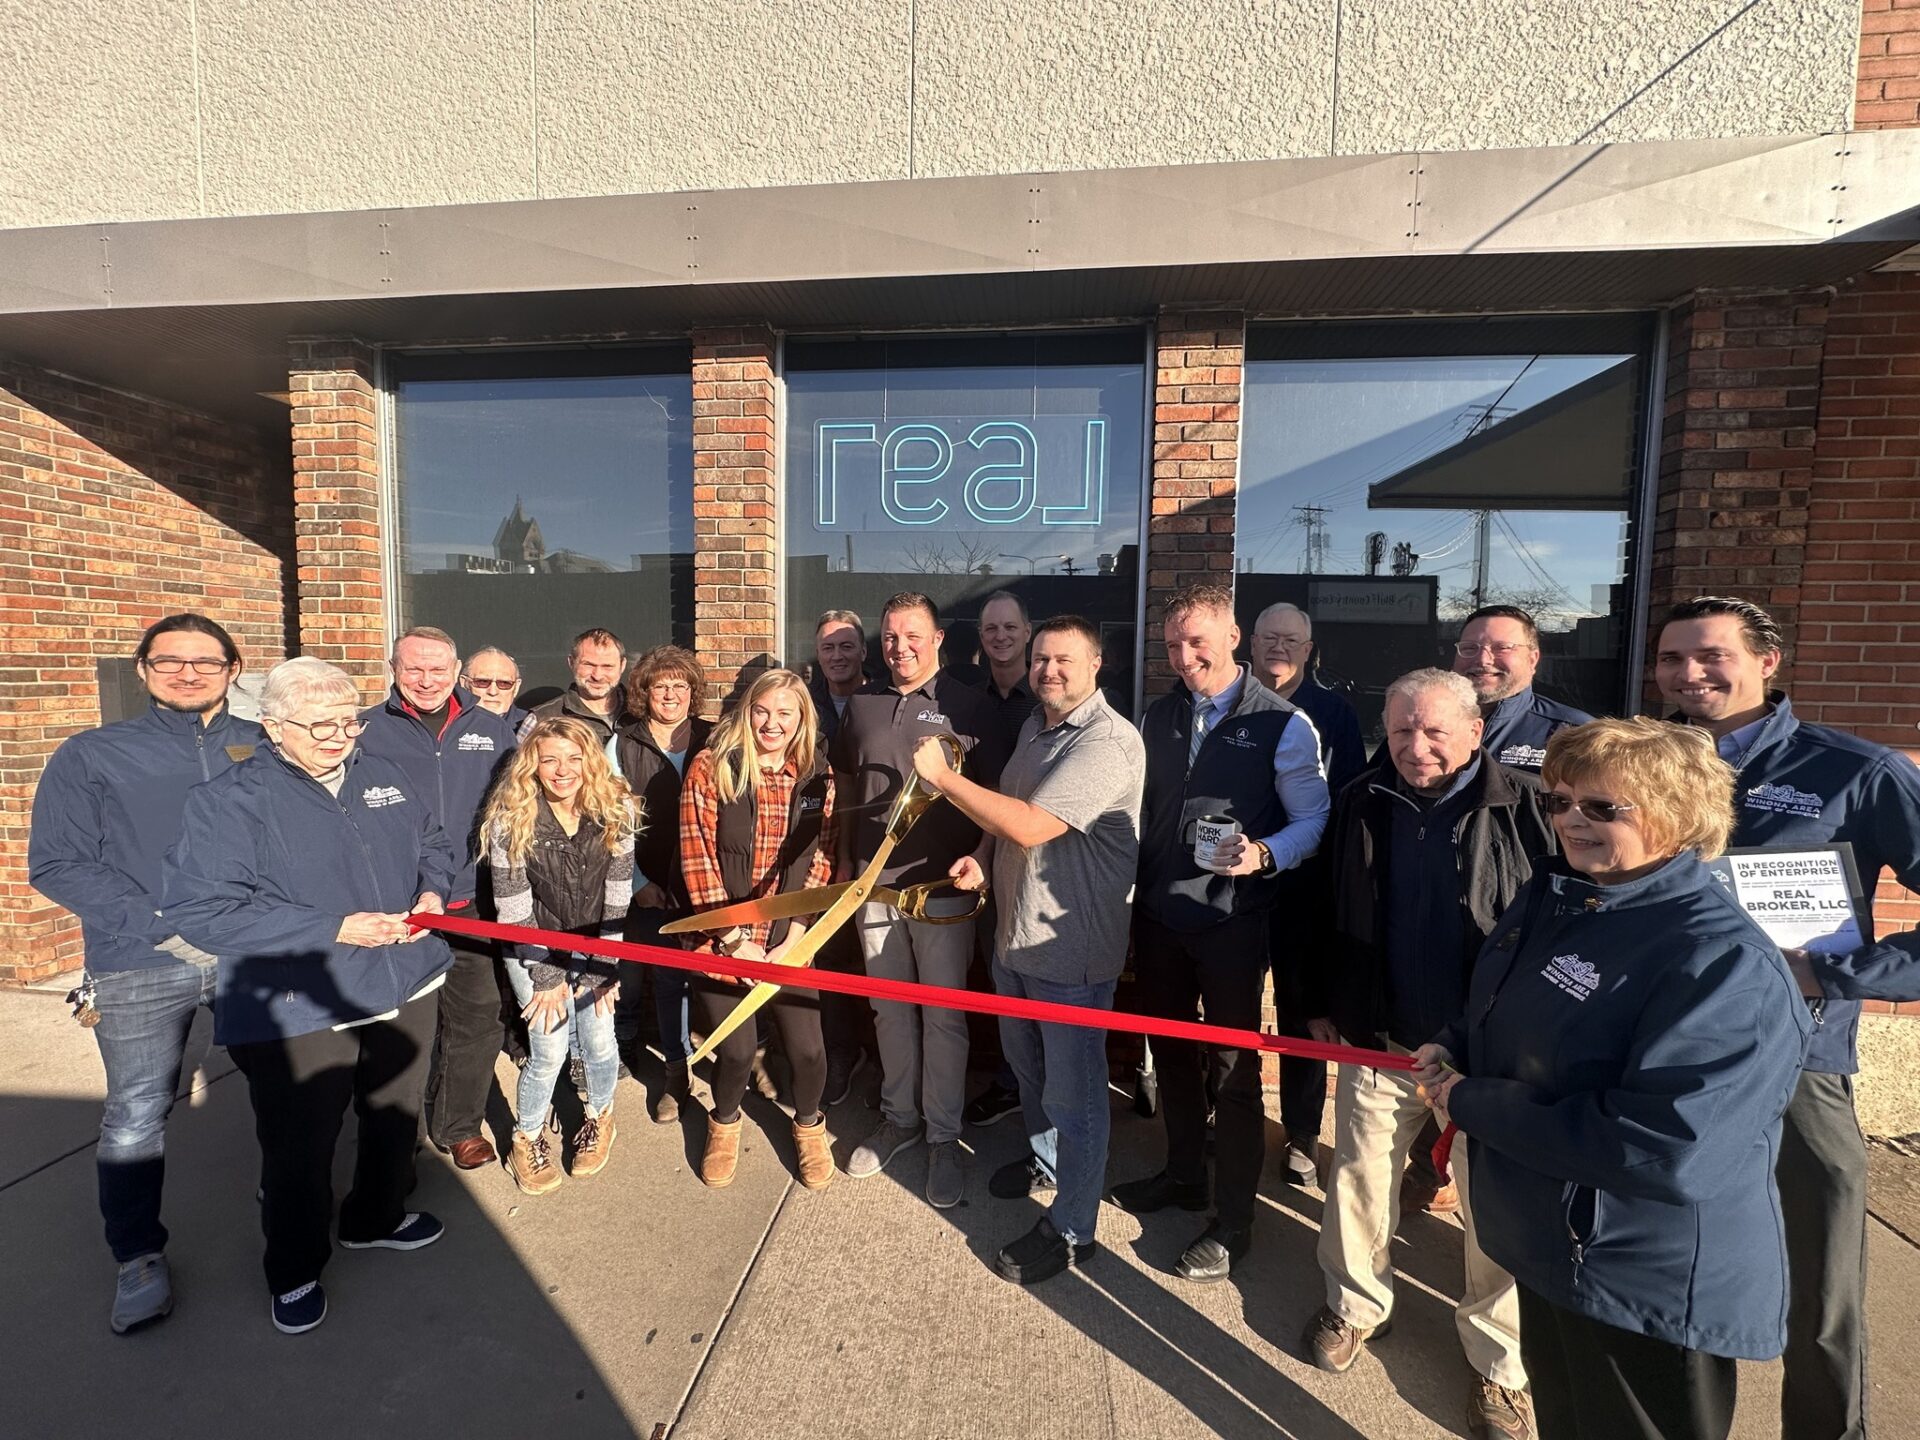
top-left (658, 883), bottom-right (854, 936)
top-left (688, 839), bottom-right (898, 1065)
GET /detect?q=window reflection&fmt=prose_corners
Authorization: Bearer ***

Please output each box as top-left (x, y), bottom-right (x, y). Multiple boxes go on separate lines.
top-left (784, 333), bottom-right (1147, 713)
top-left (391, 351), bottom-right (695, 693)
top-left (1237, 320), bottom-right (1650, 741)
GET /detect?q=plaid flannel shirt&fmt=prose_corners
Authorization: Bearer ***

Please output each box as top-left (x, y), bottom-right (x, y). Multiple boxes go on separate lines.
top-left (679, 748), bottom-right (836, 950)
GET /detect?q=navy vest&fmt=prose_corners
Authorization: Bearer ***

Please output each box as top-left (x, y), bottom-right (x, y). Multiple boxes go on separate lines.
top-left (1138, 673), bottom-right (1298, 932)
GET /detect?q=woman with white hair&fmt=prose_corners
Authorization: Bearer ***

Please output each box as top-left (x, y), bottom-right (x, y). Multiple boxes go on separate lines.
top-left (161, 656), bottom-right (457, 1336)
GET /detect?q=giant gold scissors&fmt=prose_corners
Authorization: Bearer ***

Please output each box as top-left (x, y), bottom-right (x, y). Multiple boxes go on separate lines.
top-left (662, 732), bottom-right (979, 1064)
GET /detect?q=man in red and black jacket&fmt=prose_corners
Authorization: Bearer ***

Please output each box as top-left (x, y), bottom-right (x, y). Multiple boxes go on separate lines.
top-left (358, 625), bottom-right (517, 1169)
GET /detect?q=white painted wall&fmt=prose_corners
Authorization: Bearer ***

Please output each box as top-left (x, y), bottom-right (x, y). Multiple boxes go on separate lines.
top-left (0, 0), bottom-right (1862, 229)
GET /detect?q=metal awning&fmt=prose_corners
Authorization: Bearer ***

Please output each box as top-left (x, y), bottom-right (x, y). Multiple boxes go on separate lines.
top-left (0, 128), bottom-right (1916, 428)
top-left (1367, 359), bottom-right (1640, 512)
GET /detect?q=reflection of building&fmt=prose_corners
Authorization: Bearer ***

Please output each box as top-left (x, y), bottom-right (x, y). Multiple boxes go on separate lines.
top-left (446, 498), bottom-right (617, 574)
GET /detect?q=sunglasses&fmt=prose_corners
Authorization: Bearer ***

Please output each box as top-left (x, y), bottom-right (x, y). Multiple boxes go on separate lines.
top-left (1540, 792), bottom-right (1638, 824)
top-left (467, 677), bottom-right (518, 690)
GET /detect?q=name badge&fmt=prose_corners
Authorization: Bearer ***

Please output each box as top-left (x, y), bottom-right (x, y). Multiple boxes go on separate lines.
top-left (224, 744), bottom-right (256, 762)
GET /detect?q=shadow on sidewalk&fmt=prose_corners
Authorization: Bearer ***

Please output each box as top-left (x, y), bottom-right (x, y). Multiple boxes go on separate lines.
top-left (1, 1076), bottom-right (642, 1440)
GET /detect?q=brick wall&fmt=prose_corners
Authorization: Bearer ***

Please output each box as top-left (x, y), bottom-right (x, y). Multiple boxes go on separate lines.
top-left (1857, 0), bottom-right (1920, 129)
top-left (690, 326), bottom-right (779, 711)
top-left (1145, 310), bottom-right (1244, 689)
top-left (1802, 269), bottom-right (1920, 1008)
top-left (0, 357), bottom-right (292, 984)
top-left (1644, 292), bottom-right (1826, 706)
top-left (290, 338), bottom-right (387, 698)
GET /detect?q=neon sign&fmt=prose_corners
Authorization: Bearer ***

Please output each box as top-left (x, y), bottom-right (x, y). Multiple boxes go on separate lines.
top-left (813, 418), bottom-right (1108, 531)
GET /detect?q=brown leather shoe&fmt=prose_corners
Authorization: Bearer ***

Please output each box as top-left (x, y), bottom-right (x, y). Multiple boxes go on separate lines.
top-left (702, 1114), bottom-right (743, 1189)
top-left (571, 1108), bottom-right (617, 1178)
top-left (792, 1116), bottom-right (834, 1190)
top-left (1466, 1375), bottom-right (1535, 1439)
top-left (448, 1136), bottom-right (496, 1171)
top-left (1304, 1305), bottom-right (1392, 1374)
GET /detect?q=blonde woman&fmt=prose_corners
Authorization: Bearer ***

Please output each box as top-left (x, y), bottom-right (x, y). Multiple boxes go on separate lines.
top-left (483, 716), bottom-right (639, 1194)
top-left (1415, 719), bottom-right (1813, 1440)
top-left (679, 669), bottom-right (836, 1190)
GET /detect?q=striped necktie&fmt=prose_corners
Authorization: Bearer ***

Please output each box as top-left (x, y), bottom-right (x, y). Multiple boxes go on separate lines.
top-left (1188, 694), bottom-right (1213, 768)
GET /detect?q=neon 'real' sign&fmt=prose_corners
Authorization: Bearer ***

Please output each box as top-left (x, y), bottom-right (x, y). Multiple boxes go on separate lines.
top-left (813, 417), bottom-right (1107, 531)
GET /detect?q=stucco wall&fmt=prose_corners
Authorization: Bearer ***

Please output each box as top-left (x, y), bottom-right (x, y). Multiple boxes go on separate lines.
top-left (0, 0), bottom-right (1864, 228)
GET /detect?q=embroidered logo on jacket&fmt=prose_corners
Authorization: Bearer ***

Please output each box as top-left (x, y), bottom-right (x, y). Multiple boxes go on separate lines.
top-left (1498, 743), bottom-right (1547, 769)
top-left (1541, 954), bottom-right (1599, 1001)
top-left (361, 785), bottom-right (407, 809)
top-left (916, 709), bottom-right (949, 726)
top-left (1223, 725), bottom-right (1259, 749)
top-left (455, 733), bottom-right (496, 751)
top-left (799, 795), bottom-right (824, 813)
top-left (1743, 782), bottom-right (1824, 819)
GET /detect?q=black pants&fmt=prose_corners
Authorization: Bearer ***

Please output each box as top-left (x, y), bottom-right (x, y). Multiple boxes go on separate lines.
top-left (1519, 1285), bottom-right (1736, 1440)
top-left (695, 979), bottom-right (826, 1122)
top-left (1133, 911), bottom-right (1269, 1231)
top-left (1266, 908), bottom-right (1325, 1143)
top-left (1778, 1068), bottom-right (1870, 1440)
top-left (424, 938), bottom-right (506, 1146)
top-left (228, 994), bottom-right (436, 1295)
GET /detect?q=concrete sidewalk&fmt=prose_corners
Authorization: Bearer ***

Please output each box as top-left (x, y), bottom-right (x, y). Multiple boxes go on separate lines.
top-left (5, 985), bottom-right (1917, 1439)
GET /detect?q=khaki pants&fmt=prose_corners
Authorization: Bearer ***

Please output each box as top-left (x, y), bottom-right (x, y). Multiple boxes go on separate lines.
top-left (857, 903), bottom-right (974, 1146)
top-left (1317, 1055), bottom-right (1526, 1389)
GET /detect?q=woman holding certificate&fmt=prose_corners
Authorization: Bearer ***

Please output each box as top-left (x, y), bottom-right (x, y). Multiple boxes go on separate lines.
top-left (1414, 718), bottom-right (1812, 1440)
top-left (678, 669), bottom-right (837, 1192)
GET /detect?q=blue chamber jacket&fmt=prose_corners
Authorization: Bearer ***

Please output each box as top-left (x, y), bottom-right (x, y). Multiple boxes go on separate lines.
top-left (159, 745), bottom-right (456, 1045)
top-left (1701, 693), bottom-right (1920, 1074)
top-left (1441, 855), bottom-right (1811, 1361)
top-left (1479, 687), bottom-right (1593, 773)
top-left (356, 687), bottom-right (516, 906)
top-left (29, 703), bottom-right (265, 974)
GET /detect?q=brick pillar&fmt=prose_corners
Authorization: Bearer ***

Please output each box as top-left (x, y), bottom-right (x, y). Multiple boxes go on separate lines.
top-left (1804, 270), bottom-right (1920, 982)
top-left (1145, 309), bottom-right (1244, 690)
top-left (289, 338), bottom-right (388, 697)
top-left (1644, 293), bottom-right (1826, 703)
top-left (1857, 1), bottom-right (1920, 129)
top-left (690, 326), bottom-right (779, 713)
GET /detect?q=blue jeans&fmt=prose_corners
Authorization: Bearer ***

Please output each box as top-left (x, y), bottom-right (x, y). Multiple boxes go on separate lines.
top-left (992, 953), bottom-right (1116, 1245)
top-left (90, 958), bottom-right (218, 1261)
top-left (508, 963), bottom-right (620, 1133)
top-left (614, 910), bottom-right (690, 1063)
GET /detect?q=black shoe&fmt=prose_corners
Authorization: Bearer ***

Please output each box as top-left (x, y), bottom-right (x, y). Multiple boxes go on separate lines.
top-left (1174, 1222), bottom-right (1251, 1283)
top-left (1132, 1065), bottom-right (1159, 1118)
top-left (963, 1081), bottom-right (1021, 1128)
top-left (1110, 1170), bottom-right (1209, 1215)
top-left (989, 1153), bottom-right (1056, 1200)
top-left (994, 1217), bottom-right (1096, 1285)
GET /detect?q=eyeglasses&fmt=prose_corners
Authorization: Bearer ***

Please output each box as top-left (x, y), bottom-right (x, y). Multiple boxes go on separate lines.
top-left (649, 681), bottom-right (692, 696)
top-left (1258, 635), bottom-right (1311, 650)
top-left (1540, 792), bottom-right (1638, 824)
top-left (466, 677), bottom-right (518, 691)
top-left (144, 657), bottom-right (232, 675)
top-left (273, 717), bottom-right (368, 741)
top-left (1454, 641), bottom-right (1531, 659)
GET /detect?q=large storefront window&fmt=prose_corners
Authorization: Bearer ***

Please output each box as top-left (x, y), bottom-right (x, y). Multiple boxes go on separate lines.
top-left (390, 347), bottom-right (695, 694)
top-left (1238, 316), bottom-right (1653, 743)
top-left (784, 332), bottom-right (1148, 711)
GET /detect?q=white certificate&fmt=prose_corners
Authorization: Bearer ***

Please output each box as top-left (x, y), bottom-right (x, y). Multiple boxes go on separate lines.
top-left (1706, 846), bottom-right (1869, 955)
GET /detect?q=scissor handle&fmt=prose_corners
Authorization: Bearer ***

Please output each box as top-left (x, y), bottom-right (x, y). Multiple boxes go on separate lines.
top-left (892, 876), bottom-right (987, 925)
top-left (882, 732), bottom-right (968, 841)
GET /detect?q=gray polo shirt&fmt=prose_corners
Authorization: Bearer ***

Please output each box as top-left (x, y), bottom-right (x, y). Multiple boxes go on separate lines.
top-left (991, 690), bottom-right (1146, 986)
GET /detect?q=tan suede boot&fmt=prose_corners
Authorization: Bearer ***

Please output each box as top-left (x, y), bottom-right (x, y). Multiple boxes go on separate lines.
top-left (792, 1116), bottom-right (835, 1191)
top-left (701, 1114), bottom-right (744, 1188)
top-left (509, 1129), bottom-right (563, 1197)
top-left (571, 1106), bottom-right (617, 1178)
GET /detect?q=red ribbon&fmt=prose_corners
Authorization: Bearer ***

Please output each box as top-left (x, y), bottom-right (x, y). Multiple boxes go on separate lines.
top-left (409, 911), bottom-right (1418, 1074)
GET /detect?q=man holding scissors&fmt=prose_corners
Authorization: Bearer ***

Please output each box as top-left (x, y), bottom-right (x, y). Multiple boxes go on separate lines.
top-left (832, 593), bottom-right (1010, 1208)
top-left (911, 615), bottom-right (1145, 1282)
